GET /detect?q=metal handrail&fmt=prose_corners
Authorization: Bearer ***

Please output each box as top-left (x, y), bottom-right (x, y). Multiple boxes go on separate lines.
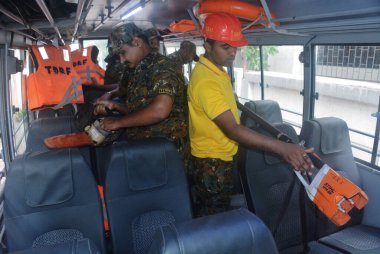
top-left (280, 108), bottom-right (303, 117)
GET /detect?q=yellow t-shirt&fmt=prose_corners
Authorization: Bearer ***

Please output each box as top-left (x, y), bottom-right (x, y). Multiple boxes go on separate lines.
top-left (188, 55), bottom-right (240, 161)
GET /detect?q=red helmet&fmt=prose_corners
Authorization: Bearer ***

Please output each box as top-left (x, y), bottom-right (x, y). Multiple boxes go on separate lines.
top-left (201, 13), bottom-right (248, 47)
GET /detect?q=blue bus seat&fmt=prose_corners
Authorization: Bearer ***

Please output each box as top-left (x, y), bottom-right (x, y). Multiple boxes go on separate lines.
top-left (37, 104), bottom-right (76, 119)
top-left (238, 100), bottom-right (345, 253)
top-left (4, 149), bottom-right (106, 253)
top-left (239, 122), bottom-right (314, 250)
top-left (25, 116), bottom-right (104, 183)
top-left (56, 104), bottom-right (76, 117)
top-left (148, 208), bottom-right (278, 254)
top-left (26, 116), bottom-right (78, 153)
top-left (7, 238), bottom-right (100, 254)
top-left (104, 138), bottom-right (192, 254)
top-left (240, 100), bottom-right (283, 128)
top-left (300, 117), bottom-right (380, 253)
top-left (37, 108), bottom-right (56, 118)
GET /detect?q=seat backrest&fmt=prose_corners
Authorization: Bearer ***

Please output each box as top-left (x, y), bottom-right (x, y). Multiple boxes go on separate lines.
top-left (37, 105), bottom-right (76, 119)
top-left (238, 123), bottom-right (313, 250)
top-left (148, 208), bottom-right (278, 254)
top-left (239, 100), bottom-right (311, 250)
top-left (240, 100), bottom-right (283, 128)
top-left (8, 238), bottom-right (100, 254)
top-left (26, 116), bottom-right (78, 153)
top-left (239, 124), bottom-right (314, 250)
top-left (56, 104), bottom-right (76, 117)
top-left (4, 149), bottom-right (106, 253)
top-left (25, 117), bottom-right (96, 181)
top-left (105, 138), bottom-right (192, 254)
top-left (37, 108), bottom-right (56, 118)
top-left (299, 117), bottom-right (363, 238)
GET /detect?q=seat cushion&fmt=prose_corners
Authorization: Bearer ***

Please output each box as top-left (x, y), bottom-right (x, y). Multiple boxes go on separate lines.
top-left (318, 225), bottom-right (380, 254)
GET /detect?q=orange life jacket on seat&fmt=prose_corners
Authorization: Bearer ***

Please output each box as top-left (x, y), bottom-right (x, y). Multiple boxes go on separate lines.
top-left (71, 46), bottom-right (105, 85)
top-left (27, 45), bottom-right (83, 111)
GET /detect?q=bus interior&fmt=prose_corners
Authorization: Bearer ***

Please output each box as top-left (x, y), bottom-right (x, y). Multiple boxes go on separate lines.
top-left (0, 0), bottom-right (380, 253)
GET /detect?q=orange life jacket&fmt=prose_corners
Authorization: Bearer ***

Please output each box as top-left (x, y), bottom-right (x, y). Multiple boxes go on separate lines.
top-left (27, 45), bottom-right (84, 111)
top-left (71, 46), bottom-right (105, 85)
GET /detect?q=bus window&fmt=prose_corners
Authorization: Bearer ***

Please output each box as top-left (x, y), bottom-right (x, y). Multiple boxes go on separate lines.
top-left (82, 39), bottom-right (108, 70)
top-left (235, 45), bottom-right (304, 131)
top-left (235, 46), bottom-right (261, 101)
top-left (314, 45), bottom-right (380, 166)
top-left (9, 49), bottom-right (29, 156)
top-left (0, 132), bottom-right (3, 173)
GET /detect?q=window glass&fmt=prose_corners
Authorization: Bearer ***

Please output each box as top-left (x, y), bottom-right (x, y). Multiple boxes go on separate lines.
top-left (165, 46), bottom-right (178, 55)
top-left (82, 39), bottom-right (108, 69)
top-left (9, 49), bottom-right (29, 155)
top-left (235, 46), bottom-right (261, 102)
top-left (314, 45), bottom-right (380, 165)
top-left (0, 132), bottom-right (4, 173)
top-left (235, 45), bottom-right (304, 131)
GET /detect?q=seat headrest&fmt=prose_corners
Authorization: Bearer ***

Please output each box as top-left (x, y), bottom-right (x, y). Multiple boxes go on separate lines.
top-left (149, 208), bottom-right (278, 254)
top-left (22, 149), bottom-right (76, 207)
top-left (243, 100), bottom-right (283, 127)
top-left (314, 117), bottom-right (349, 154)
top-left (114, 138), bottom-right (173, 191)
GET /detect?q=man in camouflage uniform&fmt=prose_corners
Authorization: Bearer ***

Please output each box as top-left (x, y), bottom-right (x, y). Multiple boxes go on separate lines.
top-left (104, 27), bottom-right (126, 85)
top-left (167, 40), bottom-right (199, 76)
top-left (144, 27), bottom-right (162, 53)
top-left (99, 27), bottom-right (134, 101)
top-left (94, 23), bottom-right (188, 156)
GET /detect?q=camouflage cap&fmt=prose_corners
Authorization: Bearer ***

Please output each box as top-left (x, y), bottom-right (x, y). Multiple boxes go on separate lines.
top-left (180, 40), bottom-right (199, 62)
top-left (107, 23), bottom-right (143, 56)
top-left (144, 27), bottom-right (162, 41)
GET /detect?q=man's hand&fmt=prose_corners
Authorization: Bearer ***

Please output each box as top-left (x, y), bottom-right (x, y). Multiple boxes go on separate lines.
top-left (99, 117), bottom-right (121, 131)
top-left (94, 100), bottom-right (118, 115)
top-left (277, 143), bottom-right (314, 174)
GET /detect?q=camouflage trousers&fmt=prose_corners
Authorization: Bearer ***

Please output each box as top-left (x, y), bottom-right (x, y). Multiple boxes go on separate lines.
top-left (188, 156), bottom-right (234, 217)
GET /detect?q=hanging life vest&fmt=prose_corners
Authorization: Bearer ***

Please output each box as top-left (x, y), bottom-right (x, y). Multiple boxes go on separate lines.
top-left (71, 46), bottom-right (105, 86)
top-left (27, 45), bottom-right (84, 111)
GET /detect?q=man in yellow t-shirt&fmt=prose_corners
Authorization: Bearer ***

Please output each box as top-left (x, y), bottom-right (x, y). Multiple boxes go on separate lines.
top-left (187, 13), bottom-right (313, 217)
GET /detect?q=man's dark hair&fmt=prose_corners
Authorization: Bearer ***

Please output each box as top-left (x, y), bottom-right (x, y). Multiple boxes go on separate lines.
top-left (124, 33), bottom-right (150, 47)
top-left (205, 38), bottom-right (216, 46)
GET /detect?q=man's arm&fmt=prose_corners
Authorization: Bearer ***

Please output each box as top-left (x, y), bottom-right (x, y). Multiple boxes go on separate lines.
top-left (213, 110), bottom-right (313, 172)
top-left (97, 84), bottom-right (127, 101)
top-left (94, 100), bottom-right (129, 115)
top-left (99, 94), bottom-right (173, 131)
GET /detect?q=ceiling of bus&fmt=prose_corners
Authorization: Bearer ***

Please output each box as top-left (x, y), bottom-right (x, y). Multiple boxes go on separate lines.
top-left (0, 0), bottom-right (379, 45)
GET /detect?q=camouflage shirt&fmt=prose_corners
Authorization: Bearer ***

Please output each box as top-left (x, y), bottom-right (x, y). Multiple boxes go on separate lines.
top-left (125, 52), bottom-right (188, 152)
top-left (104, 55), bottom-right (125, 85)
top-left (167, 51), bottom-right (185, 75)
